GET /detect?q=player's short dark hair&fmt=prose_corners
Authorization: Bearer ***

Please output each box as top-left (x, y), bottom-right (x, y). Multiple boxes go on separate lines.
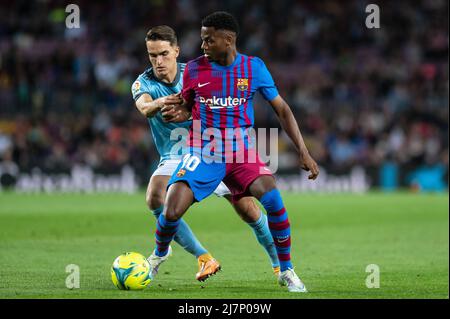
top-left (145, 25), bottom-right (178, 46)
top-left (202, 11), bottom-right (239, 35)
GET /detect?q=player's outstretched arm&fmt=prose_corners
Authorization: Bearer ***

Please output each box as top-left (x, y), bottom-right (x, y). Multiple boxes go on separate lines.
top-left (135, 93), bottom-right (183, 118)
top-left (269, 95), bottom-right (320, 180)
top-left (135, 93), bottom-right (160, 117)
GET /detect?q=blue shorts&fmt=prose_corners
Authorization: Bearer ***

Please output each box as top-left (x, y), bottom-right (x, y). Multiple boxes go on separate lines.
top-left (168, 151), bottom-right (226, 202)
top-left (168, 147), bottom-right (273, 202)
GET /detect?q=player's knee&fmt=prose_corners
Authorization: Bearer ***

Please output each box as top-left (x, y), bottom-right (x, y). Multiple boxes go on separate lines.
top-left (162, 181), bottom-right (192, 221)
top-left (146, 191), bottom-right (165, 211)
top-left (247, 200), bottom-right (262, 222)
top-left (163, 207), bottom-right (183, 221)
top-left (233, 197), bottom-right (261, 223)
top-left (250, 176), bottom-right (277, 199)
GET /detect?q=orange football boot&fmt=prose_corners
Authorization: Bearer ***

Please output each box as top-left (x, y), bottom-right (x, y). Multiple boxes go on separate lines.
top-left (196, 253), bottom-right (221, 281)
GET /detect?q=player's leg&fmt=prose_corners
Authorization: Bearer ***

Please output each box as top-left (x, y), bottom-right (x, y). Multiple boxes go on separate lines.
top-left (147, 180), bottom-right (193, 279)
top-left (154, 181), bottom-right (194, 255)
top-left (152, 153), bottom-right (226, 281)
top-left (221, 193), bottom-right (280, 275)
top-left (146, 173), bottom-right (208, 259)
top-left (162, 180), bottom-right (220, 281)
top-left (248, 176), bottom-right (289, 268)
top-left (224, 149), bottom-right (306, 292)
top-left (248, 175), bottom-right (307, 292)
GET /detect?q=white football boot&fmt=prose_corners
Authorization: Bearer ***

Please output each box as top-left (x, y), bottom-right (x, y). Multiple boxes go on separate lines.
top-left (147, 246), bottom-right (172, 278)
top-left (278, 268), bottom-right (308, 293)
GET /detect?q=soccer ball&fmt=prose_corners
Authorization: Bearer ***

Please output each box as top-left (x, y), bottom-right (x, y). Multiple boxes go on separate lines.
top-left (111, 252), bottom-right (152, 290)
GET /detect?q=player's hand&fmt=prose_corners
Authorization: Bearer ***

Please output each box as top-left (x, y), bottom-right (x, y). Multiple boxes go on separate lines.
top-left (156, 93), bottom-right (183, 110)
top-left (161, 104), bottom-right (191, 123)
top-left (300, 152), bottom-right (319, 180)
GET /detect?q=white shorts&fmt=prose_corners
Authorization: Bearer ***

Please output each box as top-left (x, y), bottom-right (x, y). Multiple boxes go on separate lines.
top-left (153, 159), bottom-right (231, 197)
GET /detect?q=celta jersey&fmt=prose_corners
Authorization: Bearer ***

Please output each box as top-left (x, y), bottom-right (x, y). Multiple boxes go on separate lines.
top-left (132, 63), bottom-right (191, 162)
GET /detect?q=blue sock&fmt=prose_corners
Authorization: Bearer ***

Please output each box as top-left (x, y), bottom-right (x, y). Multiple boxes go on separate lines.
top-left (152, 206), bottom-right (208, 258)
top-left (259, 189), bottom-right (293, 271)
top-left (155, 213), bottom-right (179, 257)
top-left (247, 211), bottom-right (280, 269)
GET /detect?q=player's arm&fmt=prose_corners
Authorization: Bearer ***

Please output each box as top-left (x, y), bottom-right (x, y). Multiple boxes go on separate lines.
top-left (135, 93), bottom-right (160, 117)
top-left (161, 63), bottom-right (195, 123)
top-left (161, 94), bottom-right (193, 122)
top-left (269, 95), bottom-right (319, 180)
top-left (135, 93), bottom-right (183, 118)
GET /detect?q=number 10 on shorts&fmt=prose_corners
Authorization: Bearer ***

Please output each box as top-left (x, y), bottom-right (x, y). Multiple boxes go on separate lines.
top-left (181, 154), bottom-right (200, 171)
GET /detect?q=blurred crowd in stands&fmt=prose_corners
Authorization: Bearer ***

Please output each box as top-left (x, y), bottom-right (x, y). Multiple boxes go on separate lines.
top-left (0, 0), bottom-right (448, 188)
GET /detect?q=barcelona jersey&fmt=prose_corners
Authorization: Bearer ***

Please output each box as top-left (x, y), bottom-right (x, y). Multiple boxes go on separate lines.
top-left (181, 53), bottom-right (279, 151)
top-left (168, 53), bottom-right (279, 201)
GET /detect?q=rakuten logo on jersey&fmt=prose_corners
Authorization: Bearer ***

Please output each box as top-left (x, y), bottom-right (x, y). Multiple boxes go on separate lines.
top-left (199, 96), bottom-right (246, 109)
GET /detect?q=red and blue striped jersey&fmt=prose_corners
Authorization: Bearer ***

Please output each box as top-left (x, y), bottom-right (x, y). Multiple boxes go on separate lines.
top-left (182, 53), bottom-right (279, 150)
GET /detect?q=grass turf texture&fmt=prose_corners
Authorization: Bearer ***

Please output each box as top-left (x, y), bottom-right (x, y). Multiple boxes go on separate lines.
top-left (0, 191), bottom-right (448, 299)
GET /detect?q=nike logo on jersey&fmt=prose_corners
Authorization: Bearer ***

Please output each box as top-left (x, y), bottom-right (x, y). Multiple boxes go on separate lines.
top-left (198, 82), bottom-right (210, 88)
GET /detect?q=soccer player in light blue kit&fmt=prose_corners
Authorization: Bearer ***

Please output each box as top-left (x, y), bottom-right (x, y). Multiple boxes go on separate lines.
top-left (132, 25), bottom-right (280, 281)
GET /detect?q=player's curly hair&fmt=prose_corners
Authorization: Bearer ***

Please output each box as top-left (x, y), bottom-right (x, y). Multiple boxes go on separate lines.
top-left (201, 11), bottom-right (239, 35)
top-left (145, 25), bottom-right (178, 46)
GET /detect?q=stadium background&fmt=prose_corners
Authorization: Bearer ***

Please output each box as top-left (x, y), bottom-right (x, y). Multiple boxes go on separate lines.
top-left (0, 0), bottom-right (447, 193)
top-left (0, 0), bottom-right (448, 300)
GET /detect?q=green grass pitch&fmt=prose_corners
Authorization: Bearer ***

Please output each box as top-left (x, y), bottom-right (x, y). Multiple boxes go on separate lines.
top-left (0, 191), bottom-right (448, 299)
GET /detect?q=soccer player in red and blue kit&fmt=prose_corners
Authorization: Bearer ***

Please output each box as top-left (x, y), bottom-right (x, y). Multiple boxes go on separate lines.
top-left (155, 11), bottom-right (319, 292)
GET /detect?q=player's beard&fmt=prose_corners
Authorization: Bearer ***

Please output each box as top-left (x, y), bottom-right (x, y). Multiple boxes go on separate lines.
top-left (205, 51), bottom-right (225, 64)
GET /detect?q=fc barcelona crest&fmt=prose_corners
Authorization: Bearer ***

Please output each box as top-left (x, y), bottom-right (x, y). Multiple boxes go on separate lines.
top-left (176, 168), bottom-right (186, 177)
top-left (237, 78), bottom-right (248, 91)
